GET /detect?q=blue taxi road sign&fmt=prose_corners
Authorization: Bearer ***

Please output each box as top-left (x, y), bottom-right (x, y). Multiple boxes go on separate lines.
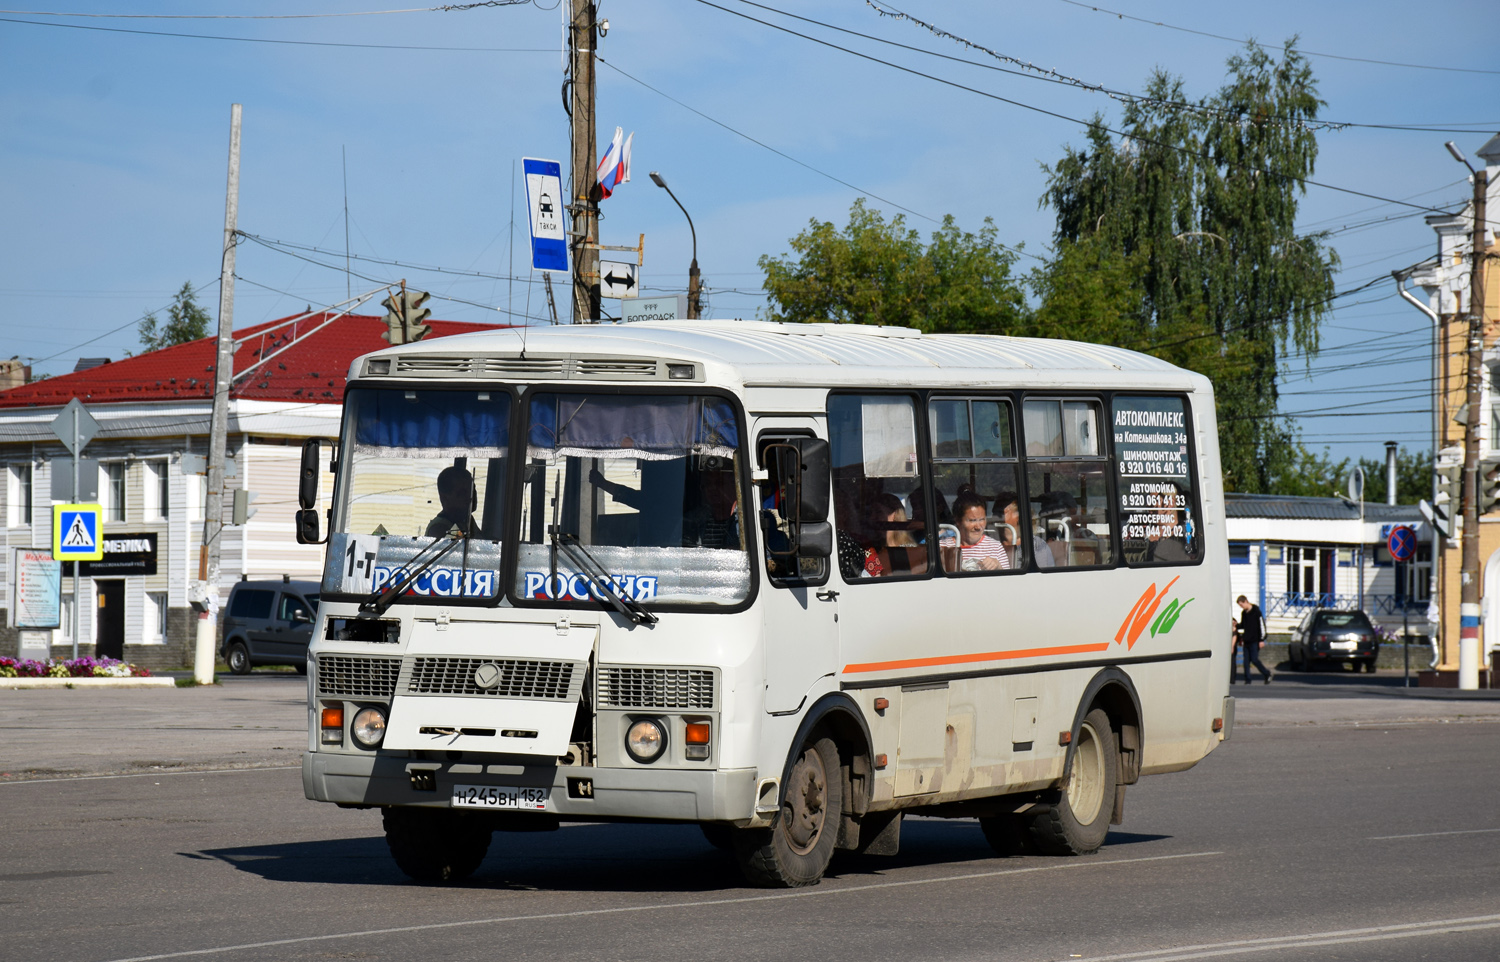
top-left (523, 158), bottom-right (568, 274)
top-left (1388, 524), bottom-right (1417, 563)
top-left (54, 504), bottom-right (104, 561)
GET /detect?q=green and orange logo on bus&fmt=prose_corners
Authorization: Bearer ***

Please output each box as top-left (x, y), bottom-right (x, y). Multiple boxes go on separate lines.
top-left (1116, 577), bottom-right (1193, 649)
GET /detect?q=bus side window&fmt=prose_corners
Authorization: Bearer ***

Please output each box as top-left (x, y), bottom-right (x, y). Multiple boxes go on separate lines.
top-left (757, 435), bottom-right (829, 586)
top-left (930, 397), bottom-right (1023, 575)
top-left (1113, 395), bottom-right (1200, 565)
top-left (1022, 399), bottom-right (1116, 568)
top-left (826, 395), bottom-right (928, 581)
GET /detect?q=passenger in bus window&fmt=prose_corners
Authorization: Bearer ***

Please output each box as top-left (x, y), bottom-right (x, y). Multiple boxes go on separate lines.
top-left (425, 465), bottom-right (483, 538)
top-left (940, 491), bottom-right (1008, 571)
top-left (868, 492), bottom-right (926, 576)
top-left (996, 491), bottom-right (1050, 569)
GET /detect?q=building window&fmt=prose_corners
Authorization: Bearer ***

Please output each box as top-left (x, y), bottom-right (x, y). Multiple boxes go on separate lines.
top-left (146, 592), bottom-right (169, 642)
top-left (145, 460), bottom-right (169, 520)
top-left (104, 462), bottom-right (126, 522)
top-left (7, 463), bottom-right (31, 527)
top-left (1228, 544), bottom-right (1251, 564)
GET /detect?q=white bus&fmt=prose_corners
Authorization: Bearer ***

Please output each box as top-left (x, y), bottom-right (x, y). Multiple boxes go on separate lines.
top-left (298, 320), bottom-right (1233, 887)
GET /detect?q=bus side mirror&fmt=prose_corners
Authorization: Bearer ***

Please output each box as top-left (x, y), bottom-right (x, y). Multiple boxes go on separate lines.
top-left (792, 438), bottom-right (830, 523)
top-left (295, 507), bottom-right (323, 545)
top-left (298, 438), bottom-right (325, 510)
top-left (798, 522), bottom-right (833, 559)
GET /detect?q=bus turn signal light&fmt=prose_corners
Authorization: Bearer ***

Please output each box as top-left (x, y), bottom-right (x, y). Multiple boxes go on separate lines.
top-left (321, 705), bottom-right (344, 729)
top-left (685, 722), bottom-right (711, 745)
top-left (1212, 717), bottom-right (1224, 733)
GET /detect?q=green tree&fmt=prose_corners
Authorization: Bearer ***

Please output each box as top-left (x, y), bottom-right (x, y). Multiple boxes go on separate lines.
top-left (138, 282), bottom-right (211, 352)
top-left (758, 199), bottom-right (1027, 334)
top-left (1037, 42), bottom-right (1339, 492)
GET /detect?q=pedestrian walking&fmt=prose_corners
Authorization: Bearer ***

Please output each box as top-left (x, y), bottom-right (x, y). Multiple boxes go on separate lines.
top-left (1236, 595), bottom-right (1272, 684)
top-left (1229, 616), bottom-right (1240, 685)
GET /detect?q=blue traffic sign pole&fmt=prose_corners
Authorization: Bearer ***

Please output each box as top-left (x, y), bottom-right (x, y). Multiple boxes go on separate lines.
top-left (1388, 525), bottom-right (1417, 688)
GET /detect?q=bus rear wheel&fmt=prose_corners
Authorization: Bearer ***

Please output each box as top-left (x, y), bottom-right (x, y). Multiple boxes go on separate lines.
top-left (382, 807), bottom-right (492, 883)
top-left (733, 736), bottom-right (843, 888)
top-left (1030, 708), bottom-right (1117, 856)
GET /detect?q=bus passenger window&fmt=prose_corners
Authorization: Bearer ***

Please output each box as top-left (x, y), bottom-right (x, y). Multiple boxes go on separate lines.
top-left (827, 395), bottom-right (928, 580)
top-left (1023, 399), bottom-right (1115, 568)
top-left (1113, 395), bottom-right (1200, 565)
top-left (930, 398), bottom-right (1022, 575)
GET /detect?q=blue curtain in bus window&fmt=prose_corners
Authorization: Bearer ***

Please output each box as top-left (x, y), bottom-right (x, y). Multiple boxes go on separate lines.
top-left (352, 390), bottom-right (509, 454)
top-left (527, 394), bottom-right (738, 460)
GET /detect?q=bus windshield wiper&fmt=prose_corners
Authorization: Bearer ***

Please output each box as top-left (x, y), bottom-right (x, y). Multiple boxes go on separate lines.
top-left (556, 533), bottom-right (658, 627)
top-left (360, 534), bottom-right (464, 615)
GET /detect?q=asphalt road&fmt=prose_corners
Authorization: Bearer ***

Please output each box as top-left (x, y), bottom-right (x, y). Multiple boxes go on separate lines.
top-left (2, 673), bottom-right (1498, 962)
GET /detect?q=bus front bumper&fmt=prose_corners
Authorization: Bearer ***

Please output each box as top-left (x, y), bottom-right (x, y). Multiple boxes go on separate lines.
top-left (303, 751), bottom-right (759, 823)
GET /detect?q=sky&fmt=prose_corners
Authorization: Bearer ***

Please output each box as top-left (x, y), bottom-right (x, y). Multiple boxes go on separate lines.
top-left (2, 0), bottom-right (1497, 465)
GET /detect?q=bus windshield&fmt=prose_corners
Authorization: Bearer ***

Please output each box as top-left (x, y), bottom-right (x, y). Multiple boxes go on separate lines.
top-left (514, 392), bottom-right (750, 607)
top-left (322, 387), bottom-right (509, 602)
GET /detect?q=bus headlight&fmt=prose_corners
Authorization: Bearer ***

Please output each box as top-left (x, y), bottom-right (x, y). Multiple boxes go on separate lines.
top-left (625, 718), bottom-right (666, 763)
top-left (351, 706), bottom-right (387, 748)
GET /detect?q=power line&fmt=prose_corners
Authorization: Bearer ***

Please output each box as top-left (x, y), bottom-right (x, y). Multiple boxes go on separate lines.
top-left (0, 2), bottom-right (532, 18)
top-left (686, 0), bottom-right (1459, 216)
top-left (26, 278), bottom-right (220, 365)
top-left (0, 15), bottom-right (551, 52)
top-left (1050, 0), bottom-right (1500, 77)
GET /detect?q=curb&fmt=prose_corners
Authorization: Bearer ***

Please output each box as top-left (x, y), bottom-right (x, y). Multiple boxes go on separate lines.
top-left (0, 677), bottom-right (177, 690)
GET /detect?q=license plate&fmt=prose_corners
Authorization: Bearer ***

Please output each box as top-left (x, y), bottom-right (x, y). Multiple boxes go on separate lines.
top-left (451, 784), bottom-right (550, 811)
top-left (1331, 640), bottom-right (1357, 650)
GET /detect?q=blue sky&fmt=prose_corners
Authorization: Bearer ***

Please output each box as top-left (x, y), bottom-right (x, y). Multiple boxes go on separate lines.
top-left (2, 0), bottom-right (1496, 464)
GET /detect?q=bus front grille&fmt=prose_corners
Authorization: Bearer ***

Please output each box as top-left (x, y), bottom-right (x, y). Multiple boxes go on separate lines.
top-left (317, 655), bottom-right (402, 698)
top-left (405, 657), bottom-right (579, 700)
top-left (597, 667), bottom-right (715, 710)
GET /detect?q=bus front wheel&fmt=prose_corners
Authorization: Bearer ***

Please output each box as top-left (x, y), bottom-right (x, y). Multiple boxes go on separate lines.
top-left (382, 807), bottom-right (492, 883)
top-left (1030, 708), bottom-right (1118, 856)
top-left (733, 736), bottom-right (843, 887)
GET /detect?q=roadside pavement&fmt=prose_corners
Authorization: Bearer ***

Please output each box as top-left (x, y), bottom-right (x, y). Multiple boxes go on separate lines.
top-left (1, 668), bottom-right (1497, 782)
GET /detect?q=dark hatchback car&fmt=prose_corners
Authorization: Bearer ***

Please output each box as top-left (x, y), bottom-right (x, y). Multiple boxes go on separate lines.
top-left (221, 578), bottom-right (321, 674)
top-left (1289, 608), bottom-right (1380, 672)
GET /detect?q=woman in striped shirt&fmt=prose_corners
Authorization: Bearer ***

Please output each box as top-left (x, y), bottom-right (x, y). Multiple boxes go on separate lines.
top-left (940, 491), bottom-right (1009, 571)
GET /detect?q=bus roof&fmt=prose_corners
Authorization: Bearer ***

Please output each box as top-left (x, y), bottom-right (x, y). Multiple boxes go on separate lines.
top-left (355, 319), bottom-right (1208, 393)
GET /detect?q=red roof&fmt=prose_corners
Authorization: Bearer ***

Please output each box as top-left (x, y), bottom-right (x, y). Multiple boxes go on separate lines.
top-left (0, 313), bottom-right (503, 409)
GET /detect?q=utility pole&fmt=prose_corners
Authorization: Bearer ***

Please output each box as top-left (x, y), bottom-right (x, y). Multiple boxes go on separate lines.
top-left (194, 103), bottom-right (241, 686)
top-left (1453, 143), bottom-right (1488, 691)
top-left (568, 0), bottom-right (599, 323)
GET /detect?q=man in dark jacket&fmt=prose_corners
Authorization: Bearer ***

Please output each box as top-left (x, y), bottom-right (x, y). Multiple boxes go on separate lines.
top-left (1236, 595), bottom-right (1272, 684)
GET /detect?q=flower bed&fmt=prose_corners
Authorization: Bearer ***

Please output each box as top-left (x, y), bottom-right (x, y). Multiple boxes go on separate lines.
top-left (0, 656), bottom-right (153, 679)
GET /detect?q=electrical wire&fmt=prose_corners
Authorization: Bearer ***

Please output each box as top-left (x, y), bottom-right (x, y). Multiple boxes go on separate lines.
top-left (1050, 0), bottom-right (1500, 77)
top-left (26, 278), bottom-right (220, 365)
top-left (0, 15), bottom-right (551, 52)
top-left (0, 2), bottom-right (531, 18)
top-left (685, 0), bottom-right (1460, 217)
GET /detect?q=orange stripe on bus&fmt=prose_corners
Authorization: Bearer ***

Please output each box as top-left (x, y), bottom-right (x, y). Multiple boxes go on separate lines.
top-left (843, 642), bottom-right (1112, 675)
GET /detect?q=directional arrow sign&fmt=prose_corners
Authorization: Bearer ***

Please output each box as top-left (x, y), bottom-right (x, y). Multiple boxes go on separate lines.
top-left (50, 398), bottom-right (100, 457)
top-left (599, 260), bottom-right (639, 299)
top-left (523, 157), bottom-right (569, 274)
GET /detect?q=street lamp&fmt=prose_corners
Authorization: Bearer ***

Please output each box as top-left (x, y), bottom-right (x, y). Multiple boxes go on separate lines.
top-left (648, 171), bottom-right (701, 319)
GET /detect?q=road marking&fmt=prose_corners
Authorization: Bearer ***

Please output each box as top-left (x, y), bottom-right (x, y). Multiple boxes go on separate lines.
top-left (1368, 826), bottom-right (1500, 840)
top-left (0, 766), bottom-right (299, 786)
top-left (1066, 912), bottom-right (1500, 961)
top-left (96, 851), bottom-right (1220, 962)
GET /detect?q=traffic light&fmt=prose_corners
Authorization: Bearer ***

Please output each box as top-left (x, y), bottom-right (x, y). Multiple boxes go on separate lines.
top-left (381, 288), bottom-right (432, 345)
top-left (1435, 458), bottom-right (1462, 515)
top-left (1481, 459), bottom-right (1500, 515)
top-left (231, 488), bottom-right (258, 525)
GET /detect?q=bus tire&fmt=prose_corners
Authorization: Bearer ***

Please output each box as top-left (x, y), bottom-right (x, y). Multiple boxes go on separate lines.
top-left (382, 807), bottom-right (491, 883)
top-left (979, 814), bottom-right (1036, 857)
top-left (1030, 708), bottom-right (1117, 856)
top-left (733, 736), bottom-right (843, 887)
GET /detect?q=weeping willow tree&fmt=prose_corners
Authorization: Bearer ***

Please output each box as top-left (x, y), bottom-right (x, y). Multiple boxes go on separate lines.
top-left (1037, 41), bottom-right (1339, 491)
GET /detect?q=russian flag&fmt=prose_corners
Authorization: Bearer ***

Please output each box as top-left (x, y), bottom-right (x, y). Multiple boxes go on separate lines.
top-left (597, 127), bottom-right (632, 199)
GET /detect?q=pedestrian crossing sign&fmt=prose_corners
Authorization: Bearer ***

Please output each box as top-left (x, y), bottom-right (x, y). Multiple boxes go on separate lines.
top-left (54, 504), bottom-right (103, 561)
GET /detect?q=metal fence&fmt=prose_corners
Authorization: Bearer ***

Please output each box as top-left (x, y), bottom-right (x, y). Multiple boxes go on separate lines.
top-left (1264, 592), bottom-right (1425, 617)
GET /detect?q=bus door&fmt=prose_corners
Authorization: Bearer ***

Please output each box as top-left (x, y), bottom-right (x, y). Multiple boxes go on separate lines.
top-left (757, 421), bottom-right (839, 714)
